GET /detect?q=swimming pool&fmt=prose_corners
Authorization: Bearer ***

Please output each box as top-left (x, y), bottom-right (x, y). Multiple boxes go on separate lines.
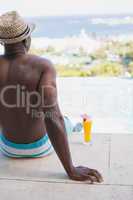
top-left (57, 77), bottom-right (133, 134)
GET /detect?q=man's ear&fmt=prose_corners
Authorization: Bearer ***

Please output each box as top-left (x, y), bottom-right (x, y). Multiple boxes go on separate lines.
top-left (23, 39), bottom-right (27, 49)
top-left (23, 37), bottom-right (31, 51)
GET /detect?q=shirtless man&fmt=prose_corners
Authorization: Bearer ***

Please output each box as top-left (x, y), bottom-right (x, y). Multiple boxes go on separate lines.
top-left (0, 11), bottom-right (103, 182)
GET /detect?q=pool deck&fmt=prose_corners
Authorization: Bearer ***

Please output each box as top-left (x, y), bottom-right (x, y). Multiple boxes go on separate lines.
top-left (0, 133), bottom-right (133, 200)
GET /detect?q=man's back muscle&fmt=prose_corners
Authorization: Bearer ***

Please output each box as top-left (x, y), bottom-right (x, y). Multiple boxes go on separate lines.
top-left (0, 55), bottom-right (48, 143)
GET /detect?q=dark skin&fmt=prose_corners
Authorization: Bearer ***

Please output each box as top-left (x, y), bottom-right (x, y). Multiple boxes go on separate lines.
top-left (0, 37), bottom-right (103, 182)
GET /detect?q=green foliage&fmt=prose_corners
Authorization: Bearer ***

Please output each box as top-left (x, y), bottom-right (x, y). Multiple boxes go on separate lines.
top-left (55, 62), bottom-right (123, 77)
top-left (129, 62), bottom-right (133, 69)
top-left (128, 62), bottom-right (133, 76)
top-left (106, 41), bottom-right (133, 61)
top-left (89, 62), bottom-right (123, 77)
top-left (56, 65), bottom-right (91, 77)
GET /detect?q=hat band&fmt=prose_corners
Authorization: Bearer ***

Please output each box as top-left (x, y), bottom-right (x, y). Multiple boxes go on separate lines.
top-left (0, 25), bottom-right (30, 40)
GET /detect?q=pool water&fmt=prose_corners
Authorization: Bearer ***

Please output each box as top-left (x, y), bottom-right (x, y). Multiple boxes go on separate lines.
top-left (57, 77), bottom-right (133, 134)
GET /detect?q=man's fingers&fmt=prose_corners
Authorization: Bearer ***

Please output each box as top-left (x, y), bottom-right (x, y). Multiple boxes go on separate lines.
top-left (71, 175), bottom-right (93, 182)
top-left (70, 166), bottom-right (103, 183)
top-left (82, 174), bottom-right (95, 183)
top-left (71, 173), bottom-right (94, 183)
top-left (89, 172), bottom-right (101, 183)
top-left (89, 169), bottom-right (103, 182)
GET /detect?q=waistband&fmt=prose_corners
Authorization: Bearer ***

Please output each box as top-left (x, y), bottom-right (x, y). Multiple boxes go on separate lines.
top-left (0, 134), bottom-right (49, 149)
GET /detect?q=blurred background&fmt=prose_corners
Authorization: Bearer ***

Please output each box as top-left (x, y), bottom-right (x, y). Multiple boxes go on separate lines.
top-left (0, 0), bottom-right (133, 133)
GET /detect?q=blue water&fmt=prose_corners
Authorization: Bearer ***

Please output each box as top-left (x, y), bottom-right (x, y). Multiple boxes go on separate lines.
top-left (28, 14), bottom-right (133, 38)
top-left (57, 77), bottom-right (133, 134)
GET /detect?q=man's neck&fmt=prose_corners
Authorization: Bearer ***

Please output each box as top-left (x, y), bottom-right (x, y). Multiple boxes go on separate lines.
top-left (4, 42), bottom-right (27, 57)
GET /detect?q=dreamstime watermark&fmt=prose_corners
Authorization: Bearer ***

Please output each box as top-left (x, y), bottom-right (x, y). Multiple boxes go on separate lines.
top-left (0, 84), bottom-right (57, 116)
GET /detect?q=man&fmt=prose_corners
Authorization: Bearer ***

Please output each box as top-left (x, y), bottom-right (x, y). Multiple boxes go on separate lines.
top-left (0, 11), bottom-right (103, 182)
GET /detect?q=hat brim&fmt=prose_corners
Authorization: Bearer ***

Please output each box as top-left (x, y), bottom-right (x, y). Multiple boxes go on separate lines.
top-left (0, 23), bottom-right (35, 44)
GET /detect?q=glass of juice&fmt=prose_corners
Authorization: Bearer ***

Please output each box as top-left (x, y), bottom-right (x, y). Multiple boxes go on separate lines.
top-left (82, 114), bottom-right (92, 143)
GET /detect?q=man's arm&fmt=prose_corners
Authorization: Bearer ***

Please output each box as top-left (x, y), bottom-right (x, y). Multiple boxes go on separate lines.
top-left (38, 61), bottom-right (103, 182)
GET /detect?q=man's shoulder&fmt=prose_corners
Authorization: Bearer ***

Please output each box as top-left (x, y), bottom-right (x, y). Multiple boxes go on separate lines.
top-left (27, 54), bottom-right (55, 73)
top-left (27, 54), bottom-right (52, 65)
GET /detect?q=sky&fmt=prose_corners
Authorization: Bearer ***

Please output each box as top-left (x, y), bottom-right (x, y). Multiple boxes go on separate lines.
top-left (0, 0), bottom-right (133, 17)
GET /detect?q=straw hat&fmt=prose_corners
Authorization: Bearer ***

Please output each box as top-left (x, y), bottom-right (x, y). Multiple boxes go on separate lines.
top-left (0, 11), bottom-right (35, 44)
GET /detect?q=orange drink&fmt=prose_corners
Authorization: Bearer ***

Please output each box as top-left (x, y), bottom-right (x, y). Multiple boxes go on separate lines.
top-left (82, 115), bottom-right (92, 143)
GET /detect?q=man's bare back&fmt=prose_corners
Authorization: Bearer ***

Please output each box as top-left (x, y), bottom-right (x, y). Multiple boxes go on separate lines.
top-left (0, 54), bottom-right (51, 143)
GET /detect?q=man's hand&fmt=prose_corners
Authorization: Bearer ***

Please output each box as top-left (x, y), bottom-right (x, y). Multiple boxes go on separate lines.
top-left (68, 166), bottom-right (103, 182)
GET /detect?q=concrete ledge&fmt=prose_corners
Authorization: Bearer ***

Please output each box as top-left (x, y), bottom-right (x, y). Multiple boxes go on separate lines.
top-left (0, 133), bottom-right (133, 200)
